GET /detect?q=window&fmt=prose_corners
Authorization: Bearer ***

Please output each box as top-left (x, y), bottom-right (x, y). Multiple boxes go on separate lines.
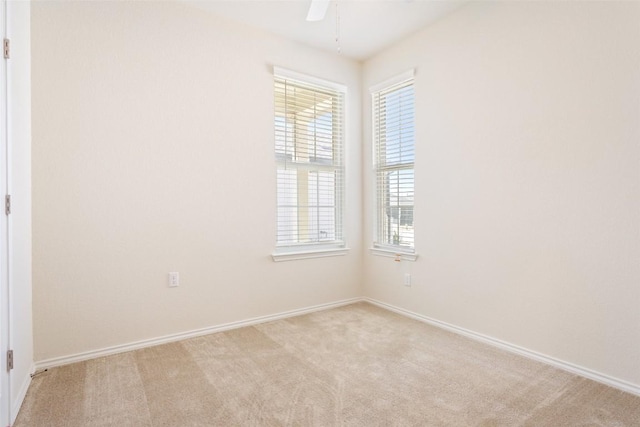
top-left (372, 72), bottom-right (415, 252)
top-left (274, 68), bottom-right (346, 256)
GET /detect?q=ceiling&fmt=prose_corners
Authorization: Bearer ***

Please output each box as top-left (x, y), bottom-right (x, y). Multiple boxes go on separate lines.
top-left (187, 0), bottom-right (466, 61)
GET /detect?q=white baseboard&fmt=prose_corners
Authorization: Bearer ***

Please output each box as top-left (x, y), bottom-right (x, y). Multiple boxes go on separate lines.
top-left (35, 297), bottom-right (363, 371)
top-left (33, 296), bottom-right (640, 398)
top-left (364, 297), bottom-right (640, 397)
top-left (11, 362), bottom-right (34, 425)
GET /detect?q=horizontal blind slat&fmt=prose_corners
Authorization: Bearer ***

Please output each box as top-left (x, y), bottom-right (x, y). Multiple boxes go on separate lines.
top-left (275, 74), bottom-right (345, 246)
top-left (373, 77), bottom-right (415, 249)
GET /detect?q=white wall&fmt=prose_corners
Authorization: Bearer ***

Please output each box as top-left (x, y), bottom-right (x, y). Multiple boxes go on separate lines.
top-left (8, 0), bottom-right (33, 421)
top-left (31, 0), bottom-right (640, 393)
top-left (31, 1), bottom-right (362, 362)
top-left (362, 2), bottom-right (640, 388)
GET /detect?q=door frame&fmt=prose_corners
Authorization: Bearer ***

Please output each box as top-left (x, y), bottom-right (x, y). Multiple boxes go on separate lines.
top-left (0, 0), bottom-right (11, 424)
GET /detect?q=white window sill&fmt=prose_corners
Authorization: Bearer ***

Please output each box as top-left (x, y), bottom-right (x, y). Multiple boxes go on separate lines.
top-left (272, 247), bottom-right (350, 262)
top-left (369, 247), bottom-right (418, 262)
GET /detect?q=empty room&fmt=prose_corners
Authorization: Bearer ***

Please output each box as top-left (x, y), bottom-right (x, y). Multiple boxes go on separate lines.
top-left (1, 0), bottom-right (639, 425)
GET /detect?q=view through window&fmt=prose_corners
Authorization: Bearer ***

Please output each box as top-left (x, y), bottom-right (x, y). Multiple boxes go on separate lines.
top-left (274, 72), bottom-right (345, 249)
top-left (373, 76), bottom-right (415, 250)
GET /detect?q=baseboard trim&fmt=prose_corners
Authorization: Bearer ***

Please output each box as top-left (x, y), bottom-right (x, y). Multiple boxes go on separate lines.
top-left (35, 297), bottom-right (363, 371)
top-left (11, 362), bottom-right (34, 424)
top-left (33, 296), bottom-right (640, 398)
top-left (364, 298), bottom-right (640, 397)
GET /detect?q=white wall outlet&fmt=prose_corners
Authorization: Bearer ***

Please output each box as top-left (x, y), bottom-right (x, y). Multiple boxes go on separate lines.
top-left (403, 273), bottom-right (412, 287)
top-left (168, 272), bottom-right (179, 287)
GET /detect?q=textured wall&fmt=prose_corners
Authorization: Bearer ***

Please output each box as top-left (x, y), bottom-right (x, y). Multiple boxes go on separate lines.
top-left (31, 1), bottom-right (362, 361)
top-left (362, 1), bottom-right (640, 387)
top-left (31, 0), bottom-right (640, 391)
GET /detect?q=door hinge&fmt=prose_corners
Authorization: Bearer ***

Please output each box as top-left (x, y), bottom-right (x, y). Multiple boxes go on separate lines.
top-left (5, 195), bottom-right (10, 215)
top-left (3, 39), bottom-right (9, 59)
top-left (7, 350), bottom-right (13, 371)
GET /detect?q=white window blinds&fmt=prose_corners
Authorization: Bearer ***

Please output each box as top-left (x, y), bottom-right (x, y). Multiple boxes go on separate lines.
top-left (373, 75), bottom-right (415, 250)
top-left (275, 71), bottom-right (345, 249)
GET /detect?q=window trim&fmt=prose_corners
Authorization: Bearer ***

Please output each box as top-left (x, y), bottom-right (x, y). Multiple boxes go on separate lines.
top-left (272, 67), bottom-right (349, 260)
top-left (272, 247), bottom-right (350, 262)
top-left (369, 247), bottom-right (418, 262)
top-left (274, 67), bottom-right (347, 93)
top-left (371, 69), bottom-right (416, 254)
top-left (369, 69), bottom-right (415, 95)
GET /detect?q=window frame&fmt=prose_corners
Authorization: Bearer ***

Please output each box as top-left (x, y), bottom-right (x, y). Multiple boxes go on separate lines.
top-left (371, 70), bottom-right (417, 259)
top-left (272, 67), bottom-right (349, 262)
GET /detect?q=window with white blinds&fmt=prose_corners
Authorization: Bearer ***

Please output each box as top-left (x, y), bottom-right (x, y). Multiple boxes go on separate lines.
top-left (274, 70), bottom-right (345, 251)
top-left (372, 73), bottom-right (415, 251)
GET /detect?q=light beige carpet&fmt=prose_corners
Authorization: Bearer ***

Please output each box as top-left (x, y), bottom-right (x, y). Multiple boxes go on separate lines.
top-left (14, 302), bottom-right (640, 426)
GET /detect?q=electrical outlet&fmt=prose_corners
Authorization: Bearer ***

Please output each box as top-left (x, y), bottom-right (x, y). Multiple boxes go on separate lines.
top-left (403, 273), bottom-right (411, 287)
top-left (168, 272), bottom-right (179, 287)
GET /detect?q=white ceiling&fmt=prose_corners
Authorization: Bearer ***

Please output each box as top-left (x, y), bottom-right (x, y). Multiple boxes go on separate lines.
top-left (187, 0), bottom-right (466, 61)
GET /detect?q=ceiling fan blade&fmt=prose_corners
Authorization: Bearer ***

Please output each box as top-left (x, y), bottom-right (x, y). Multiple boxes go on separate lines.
top-left (306, 0), bottom-right (330, 22)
